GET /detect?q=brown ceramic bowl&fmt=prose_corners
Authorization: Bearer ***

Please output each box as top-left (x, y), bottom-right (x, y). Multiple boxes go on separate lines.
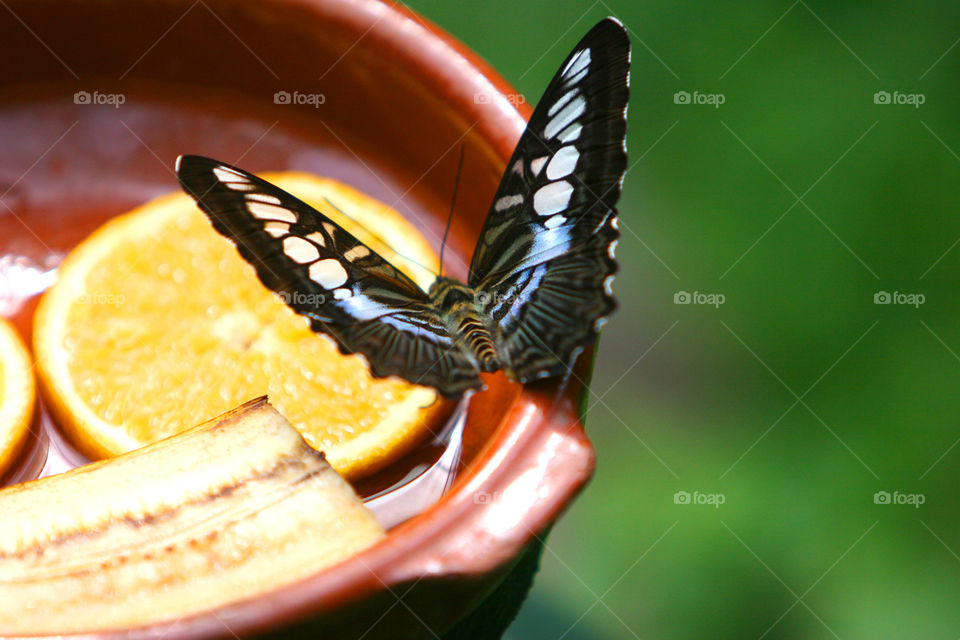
top-left (0, 0), bottom-right (597, 637)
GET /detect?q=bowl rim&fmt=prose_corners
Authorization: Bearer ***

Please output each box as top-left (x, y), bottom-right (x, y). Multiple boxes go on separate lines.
top-left (14, 1), bottom-right (597, 636)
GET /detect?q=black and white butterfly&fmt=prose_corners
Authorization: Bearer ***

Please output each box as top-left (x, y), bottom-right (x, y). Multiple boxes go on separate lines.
top-left (176, 18), bottom-right (629, 397)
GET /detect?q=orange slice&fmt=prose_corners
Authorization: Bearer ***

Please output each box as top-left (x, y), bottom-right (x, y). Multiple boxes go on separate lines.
top-left (34, 173), bottom-right (443, 480)
top-left (0, 318), bottom-right (35, 479)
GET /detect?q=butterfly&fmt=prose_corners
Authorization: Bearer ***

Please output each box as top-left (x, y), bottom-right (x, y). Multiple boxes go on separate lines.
top-left (176, 17), bottom-right (629, 397)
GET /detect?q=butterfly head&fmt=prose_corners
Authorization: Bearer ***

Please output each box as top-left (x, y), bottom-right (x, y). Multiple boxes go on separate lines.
top-left (429, 277), bottom-right (474, 309)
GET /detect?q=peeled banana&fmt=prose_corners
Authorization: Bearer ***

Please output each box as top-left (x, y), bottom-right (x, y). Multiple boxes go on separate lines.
top-left (0, 397), bottom-right (385, 635)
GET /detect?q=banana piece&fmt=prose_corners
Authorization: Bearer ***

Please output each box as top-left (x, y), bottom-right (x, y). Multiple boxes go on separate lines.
top-left (0, 397), bottom-right (385, 635)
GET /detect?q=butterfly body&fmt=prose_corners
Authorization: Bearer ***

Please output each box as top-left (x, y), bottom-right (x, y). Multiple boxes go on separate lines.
top-left (427, 277), bottom-right (502, 374)
top-left (177, 18), bottom-right (630, 397)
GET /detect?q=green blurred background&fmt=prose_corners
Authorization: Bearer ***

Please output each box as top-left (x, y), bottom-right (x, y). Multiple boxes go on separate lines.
top-left (405, 2), bottom-right (960, 638)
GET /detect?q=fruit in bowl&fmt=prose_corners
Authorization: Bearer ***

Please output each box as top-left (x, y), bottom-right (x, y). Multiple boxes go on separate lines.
top-left (0, 318), bottom-right (34, 480)
top-left (0, 398), bottom-right (386, 635)
top-left (32, 173), bottom-right (447, 480)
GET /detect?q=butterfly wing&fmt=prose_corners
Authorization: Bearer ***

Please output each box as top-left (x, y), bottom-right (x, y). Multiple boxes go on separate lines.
top-left (176, 155), bottom-right (483, 395)
top-left (469, 18), bottom-right (629, 381)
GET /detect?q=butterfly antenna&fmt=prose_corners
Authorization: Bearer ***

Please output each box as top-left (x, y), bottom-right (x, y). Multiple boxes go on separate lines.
top-left (438, 144), bottom-right (465, 278)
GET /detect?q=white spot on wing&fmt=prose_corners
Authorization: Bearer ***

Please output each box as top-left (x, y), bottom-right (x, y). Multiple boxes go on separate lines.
top-left (495, 195), bottom-right (524, 211)
top-left (544, 214), bottom-right (566, 229)
top-left (309, 259), bottom-right (348, 288)
top-left (343, 245), bottom-right (370, 262)
top-left (248, 202), bottom-right (297, 223)
top-left (333, 287), bottom-right (352, 300)
top-left (224, 182), bottom-right (255, 191)
top-left (283, 236), bottom-right (320, 263)
top-left (533, 181), bottom-right (573, 216)
top-left (611, 216), bottom-right (619, 230)
top-left (621, 104), bottom-right (629, 155)
top-left (558, 123), bottom-right (582, 143)
top-left (213, 166), bottom-right (245, 181)
top-left (544, 96), bottom-right (585, 139)
top-left (246, 193), bottom-right (282, 205)
top-left (339, 293), bottom-right (389, 321)
top-left (607, 239), bottom-right (618, 259)
top-left (566, 67), bottom-right (589, 85)
top-left (603, 275), bottom-right (615, 295)
top-left (546, 146), bottom-right (579, 180)
top-left (561, 48), bottom-right (591, 79)
top-left (530, 156), bottom-right (548, 177)
top-left (548, 89), bottom-right (577, 117)
top-left (307, 231), bottom-right (326, 247)
top-left (263, 221), bottom-right (288, 238)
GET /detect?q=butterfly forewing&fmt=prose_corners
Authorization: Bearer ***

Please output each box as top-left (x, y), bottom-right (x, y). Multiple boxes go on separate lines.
top-left (176, 155), bottom-right (484, 395)
top-left (469, 18), bottom-right (629, 381)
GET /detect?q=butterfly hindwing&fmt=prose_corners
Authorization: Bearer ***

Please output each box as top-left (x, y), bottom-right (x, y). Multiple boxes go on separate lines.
top-left (176, 155), bottom-right (484, 394)
top-left (479, 210), bottom-right (618, 381)
top-left (469, 18), bottom-right (629, 381)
